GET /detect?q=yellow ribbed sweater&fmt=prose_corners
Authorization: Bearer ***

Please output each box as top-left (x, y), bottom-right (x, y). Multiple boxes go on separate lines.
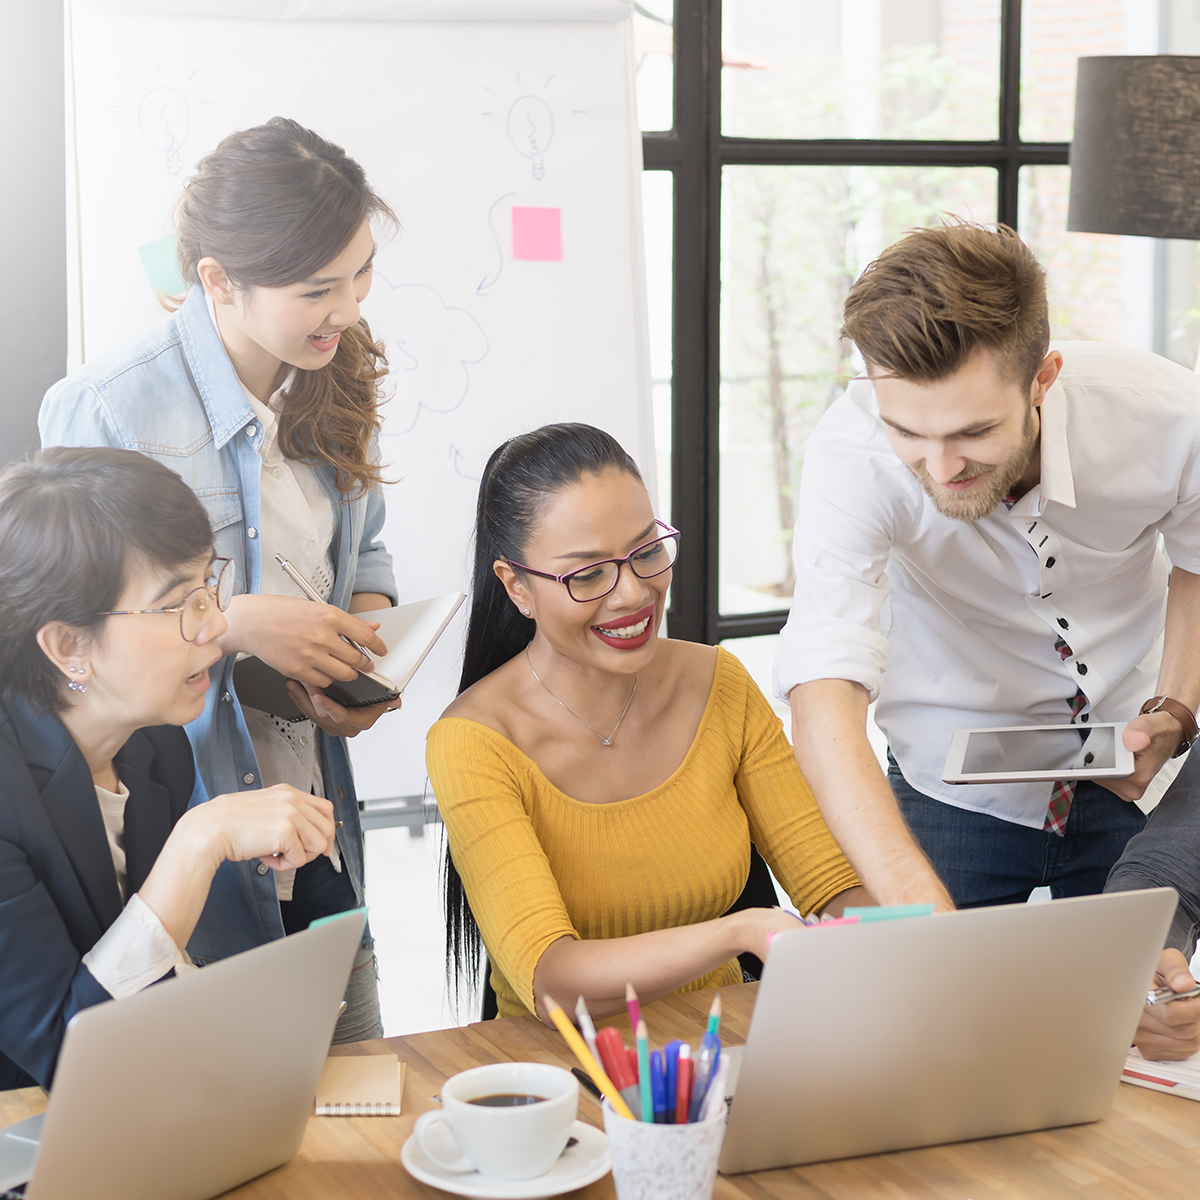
top-left (426, 647), bottom-right (860, 1018)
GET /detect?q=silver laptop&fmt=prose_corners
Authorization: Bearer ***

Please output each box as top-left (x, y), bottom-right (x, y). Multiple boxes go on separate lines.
top-left (719, 888), bottom-right (1176, 1173)
top-left (0, 910), bottom-right (364, 1200)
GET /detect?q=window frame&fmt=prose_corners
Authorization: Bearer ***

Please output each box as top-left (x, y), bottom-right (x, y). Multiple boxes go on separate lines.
top-left (644, 0), bottom-right (1068, 644)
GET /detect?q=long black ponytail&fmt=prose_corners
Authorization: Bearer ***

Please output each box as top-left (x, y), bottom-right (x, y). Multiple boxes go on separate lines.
top-left (444, 423), bottom-right (643, 1007)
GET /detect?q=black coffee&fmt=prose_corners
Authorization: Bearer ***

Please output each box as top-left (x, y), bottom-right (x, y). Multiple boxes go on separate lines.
top-left (467, 1093), bottom-right (548, 1107)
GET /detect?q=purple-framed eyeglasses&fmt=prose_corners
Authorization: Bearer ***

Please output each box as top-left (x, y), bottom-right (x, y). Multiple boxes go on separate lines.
top-left (97, 557), bottom-right (236, 642)
top-left (507, 520), bottom-right (681, 603)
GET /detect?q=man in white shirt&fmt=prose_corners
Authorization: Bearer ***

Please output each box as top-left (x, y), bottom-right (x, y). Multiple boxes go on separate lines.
top-left (774, 222), bottom-right (1200, 921)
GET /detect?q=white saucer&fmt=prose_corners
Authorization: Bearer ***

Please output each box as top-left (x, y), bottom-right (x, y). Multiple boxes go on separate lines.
top-left (400, 1119), bottom-right (610, 1198)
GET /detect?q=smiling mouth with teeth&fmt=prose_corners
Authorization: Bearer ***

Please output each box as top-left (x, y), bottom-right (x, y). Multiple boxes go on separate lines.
top-left (593, 615), bottom-right (651, 639)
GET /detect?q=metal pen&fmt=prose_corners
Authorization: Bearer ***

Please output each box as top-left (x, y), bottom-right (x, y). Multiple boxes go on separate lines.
top-left (1147, 981), bottom-right (1200, 1006)
top-left (275, 553), bottom-right (373, 661)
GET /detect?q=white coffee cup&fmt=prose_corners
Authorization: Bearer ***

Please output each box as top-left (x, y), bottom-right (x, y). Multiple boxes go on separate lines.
top-left (413, 1062), bottom-right (578, 1180)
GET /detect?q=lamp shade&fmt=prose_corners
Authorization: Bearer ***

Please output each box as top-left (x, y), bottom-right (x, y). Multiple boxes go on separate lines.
top-left (1068, 55), bottom-right (1200, 240)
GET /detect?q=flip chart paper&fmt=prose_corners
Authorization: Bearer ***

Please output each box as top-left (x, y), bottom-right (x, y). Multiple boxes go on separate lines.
top-left (512, 206), bottom-right (563, 261)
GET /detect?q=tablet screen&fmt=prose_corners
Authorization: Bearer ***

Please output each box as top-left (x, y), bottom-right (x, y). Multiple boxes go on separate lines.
top-left (960, 725), bottom-right (1116, 775)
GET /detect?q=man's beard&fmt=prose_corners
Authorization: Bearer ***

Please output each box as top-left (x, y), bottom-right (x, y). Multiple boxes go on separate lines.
top-left (909, 405), bottom-right (1040, 522)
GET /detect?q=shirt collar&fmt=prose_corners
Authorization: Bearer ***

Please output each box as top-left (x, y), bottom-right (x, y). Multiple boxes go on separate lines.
top-left (1037, 375), bottom-right (1076, 510)
top-left (176, 286), bottom-right (256, 450)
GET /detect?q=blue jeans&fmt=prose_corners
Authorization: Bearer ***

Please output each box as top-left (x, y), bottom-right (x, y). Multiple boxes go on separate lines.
top-left (887, 753), bottom-right (1147, 908)
top-left (280, 854), bottom-right (382, 1042)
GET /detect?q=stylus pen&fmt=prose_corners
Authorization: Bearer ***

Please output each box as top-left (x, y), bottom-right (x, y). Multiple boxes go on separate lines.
top-left (275, 554), bottom-right (373, 661)
top-left (1147, 981), bottom-right (1200, 1005)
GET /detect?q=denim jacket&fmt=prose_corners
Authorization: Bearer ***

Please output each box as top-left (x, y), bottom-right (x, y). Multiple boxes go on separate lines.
top-left (39, 286), bottom-right (396, 961)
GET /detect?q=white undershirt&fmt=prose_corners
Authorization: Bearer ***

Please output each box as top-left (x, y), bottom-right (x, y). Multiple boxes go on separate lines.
top-left (206, 294), bottom-right (340, 900)
top-left (80, 777), bottom-right (195, 1000)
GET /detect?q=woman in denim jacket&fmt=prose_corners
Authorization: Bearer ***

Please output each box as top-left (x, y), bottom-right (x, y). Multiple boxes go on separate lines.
top-left (39, 118), bottom-right (399, 1040)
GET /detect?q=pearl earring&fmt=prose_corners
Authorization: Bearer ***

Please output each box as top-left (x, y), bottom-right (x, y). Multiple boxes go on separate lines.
top-left (68, 680), bottom-right (88, 694)
top-left (521, 609), bottom-right (531, 617)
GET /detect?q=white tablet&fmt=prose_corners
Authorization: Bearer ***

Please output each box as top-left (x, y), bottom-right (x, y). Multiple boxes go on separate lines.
top-left (942, 722), bottom-right (1134, 784)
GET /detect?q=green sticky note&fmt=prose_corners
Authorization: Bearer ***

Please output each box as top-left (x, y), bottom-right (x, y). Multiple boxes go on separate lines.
top-left (844, 904), bottom-right (935, 922)
top-left (137, 234), bottom-right (188, 298)
top-left (308, 906), bottom-right (368, 932)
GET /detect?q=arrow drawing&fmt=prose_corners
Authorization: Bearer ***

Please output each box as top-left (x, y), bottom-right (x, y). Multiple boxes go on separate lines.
top-left (477, 192), bottom-right (516, 296)
top-left (450, 445), bottom-right (481, 482)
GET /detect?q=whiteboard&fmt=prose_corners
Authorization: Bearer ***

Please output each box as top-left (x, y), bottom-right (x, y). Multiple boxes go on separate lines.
top-left (67, 0), bottom-right (653, 800)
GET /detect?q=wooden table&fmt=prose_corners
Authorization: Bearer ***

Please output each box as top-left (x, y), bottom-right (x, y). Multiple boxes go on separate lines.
top-left (5, 982), bottom-right (1200, 1197)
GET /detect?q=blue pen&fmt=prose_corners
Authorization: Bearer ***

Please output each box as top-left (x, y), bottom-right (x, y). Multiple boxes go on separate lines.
top-left (688, 1031), bottom-right (721, 1123)
top-left (649, 1049), bottom-right (666, 1123)
top-left (663, 1040), bottom-right (683, 1123)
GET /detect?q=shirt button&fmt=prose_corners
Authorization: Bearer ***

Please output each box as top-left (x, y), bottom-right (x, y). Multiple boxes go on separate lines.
top-left (1081, 713), bottom-right (1090, 722)
top-left (256, 862), bottom-right (270, 875)
top-left (247, 527), bottom-right (258, 539)
top-left (242, 772), bottom-right (256, 784)
top-left (1076, 663), bottom-right (1088, 675)
top-left (1057, 618), bottom-right (1069, 629)
top-left (246, 425), bottom-right (257, 439)
top-left (1046, 556), bottom-right (1056, 568)
top-left (221, 691), bottom-right (232, 703)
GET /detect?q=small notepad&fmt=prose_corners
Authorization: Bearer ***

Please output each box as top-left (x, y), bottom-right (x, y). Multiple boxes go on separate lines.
top-left (316, 1055), bottom-right (406, 1116)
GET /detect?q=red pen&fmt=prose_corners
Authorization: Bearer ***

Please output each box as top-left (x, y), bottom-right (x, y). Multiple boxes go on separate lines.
top-left (674, 1044), bottom-right (693, 1124)
top-left (626, 1046), bottom-right (639, 1082)
top-left (596, 1026), bottom-right (643, 1120)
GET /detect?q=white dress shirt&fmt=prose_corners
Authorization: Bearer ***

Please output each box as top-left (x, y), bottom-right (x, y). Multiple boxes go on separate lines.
top-left (81, 780), bottom-right (194, 999)
top-left (205, 295), bottom-right (340, 900)
top-left (773, 342), bottom-right (1200, 827)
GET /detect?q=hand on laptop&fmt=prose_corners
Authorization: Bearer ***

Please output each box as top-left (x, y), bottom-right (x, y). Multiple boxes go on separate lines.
top-left (1134, 949), bottom-right (1200, 1061)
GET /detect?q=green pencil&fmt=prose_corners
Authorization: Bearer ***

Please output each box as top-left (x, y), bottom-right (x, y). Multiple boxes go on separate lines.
top-left (636, 1019), bottom-right (652, 1123)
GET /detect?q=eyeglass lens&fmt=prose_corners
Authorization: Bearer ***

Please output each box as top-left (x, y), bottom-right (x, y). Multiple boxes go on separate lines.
top-left (180, 559), bottom-right (236, 641)
top-left (565, 535), bottom-right (679, 601)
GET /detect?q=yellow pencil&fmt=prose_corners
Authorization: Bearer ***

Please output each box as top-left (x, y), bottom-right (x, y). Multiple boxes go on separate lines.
top-left (542, 994), bottom-right (636, 1120)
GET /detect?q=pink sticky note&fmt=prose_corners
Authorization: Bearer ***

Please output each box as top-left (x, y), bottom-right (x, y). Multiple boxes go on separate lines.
top-left (512, 206), bottom-right (562, 261)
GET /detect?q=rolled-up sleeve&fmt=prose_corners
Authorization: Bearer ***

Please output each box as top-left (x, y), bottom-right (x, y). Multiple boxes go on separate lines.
top-left (773, 393), bottom-right (901, 703)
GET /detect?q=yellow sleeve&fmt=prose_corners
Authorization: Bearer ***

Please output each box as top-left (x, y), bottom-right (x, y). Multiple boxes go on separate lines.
top-left (724, 653), bottom-right (862, 915)
top-left (426, 719), bottom-right (579, 1015)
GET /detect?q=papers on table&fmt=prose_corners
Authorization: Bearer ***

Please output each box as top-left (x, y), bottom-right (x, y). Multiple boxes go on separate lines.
top-left (1122, 1047), bottom-right (1200, 1101)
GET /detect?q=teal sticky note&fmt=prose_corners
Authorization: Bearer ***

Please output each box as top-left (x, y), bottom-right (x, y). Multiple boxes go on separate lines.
top-left (844, 904), bottom-right (934, 922)
top-left (137, 234), bottom-right (188, 298)
top-left (308, 906), bottom-right (368, 932)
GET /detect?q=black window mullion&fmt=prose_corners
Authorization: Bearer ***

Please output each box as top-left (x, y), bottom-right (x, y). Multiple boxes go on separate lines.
top-left (661, 0), bottom-right (713, 645)
top-left (648, 0), bottom-right (1068, 647)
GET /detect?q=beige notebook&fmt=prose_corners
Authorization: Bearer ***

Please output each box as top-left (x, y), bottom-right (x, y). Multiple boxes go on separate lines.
top-left (315, 1055), bottom-right (406, 1116)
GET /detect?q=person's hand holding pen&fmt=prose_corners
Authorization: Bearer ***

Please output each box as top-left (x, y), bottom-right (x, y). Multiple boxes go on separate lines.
top-left (219, 592), bottom-right (386, 684)
top-left (1133, 948), bottom-right (1200, 1061)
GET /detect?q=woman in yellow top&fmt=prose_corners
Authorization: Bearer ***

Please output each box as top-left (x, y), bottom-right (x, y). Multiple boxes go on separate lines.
top-left (427, 423), bottom-right (868, 1021)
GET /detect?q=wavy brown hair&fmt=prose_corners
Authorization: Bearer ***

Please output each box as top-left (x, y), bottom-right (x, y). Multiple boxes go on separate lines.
top-left (172, 117), bottom-right (398, 496)
top-left (842, 221), bottom-right (1049, 392)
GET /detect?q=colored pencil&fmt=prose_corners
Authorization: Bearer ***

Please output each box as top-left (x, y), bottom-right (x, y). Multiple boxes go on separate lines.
top-left (625, 980), bottom-right (641, 1032)
top-left (542, 995), bottom-right (635, 1120)
top-left (636, 1019), bottom-right (652, 1122)
top-left (706, 993), bottom-right (722, 1039)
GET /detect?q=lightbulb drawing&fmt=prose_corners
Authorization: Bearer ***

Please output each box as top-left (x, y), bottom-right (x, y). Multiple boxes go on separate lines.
top-left (506, 95), bottom-right (554, 181)
top-left (138, 86), bottom-right (190, 175)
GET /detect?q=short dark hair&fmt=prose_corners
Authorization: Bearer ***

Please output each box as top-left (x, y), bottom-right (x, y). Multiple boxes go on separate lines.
top-left (0, 447), bottom-right (214, 714)
top-left (841, 222), bottom-right (1050, 390)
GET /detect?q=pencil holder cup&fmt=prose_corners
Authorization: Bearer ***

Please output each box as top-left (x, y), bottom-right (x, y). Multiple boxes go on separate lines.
top-left (601, 1100), bottom-right (726, 1200)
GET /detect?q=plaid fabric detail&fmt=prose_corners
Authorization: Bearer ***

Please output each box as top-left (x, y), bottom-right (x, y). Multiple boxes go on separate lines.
top-left (1054, 636), bottom-right (1073, 661)
top-left (1044, 689), bottom-right (1089, 837)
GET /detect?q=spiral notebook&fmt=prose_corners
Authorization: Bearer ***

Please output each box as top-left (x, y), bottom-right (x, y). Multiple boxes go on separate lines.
top-left (315, 1055), bottom-right (406, 1117)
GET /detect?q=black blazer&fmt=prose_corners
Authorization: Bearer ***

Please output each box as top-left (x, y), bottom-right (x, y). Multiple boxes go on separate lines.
top-left (0, 692), bottom-right (194, 1090)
